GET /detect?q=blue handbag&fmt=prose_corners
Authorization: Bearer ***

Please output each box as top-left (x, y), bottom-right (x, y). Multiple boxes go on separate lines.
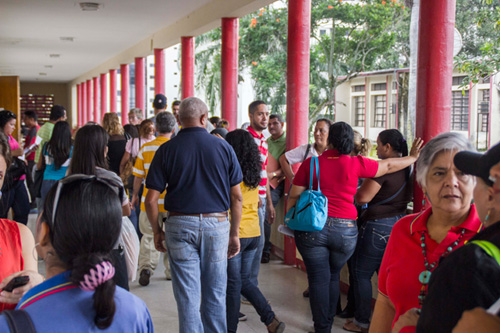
top-left (285, 156), bottom-right (328, 231)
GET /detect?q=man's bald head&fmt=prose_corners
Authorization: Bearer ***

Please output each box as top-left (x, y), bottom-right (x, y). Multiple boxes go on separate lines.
top-left (179, 97), bottom-right (209, 128)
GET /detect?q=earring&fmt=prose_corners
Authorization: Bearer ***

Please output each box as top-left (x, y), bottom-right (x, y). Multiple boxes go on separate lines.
top-left (485, 209), bottom-right (491, 222)
top-left (33, 243), bottom-right (43, 262)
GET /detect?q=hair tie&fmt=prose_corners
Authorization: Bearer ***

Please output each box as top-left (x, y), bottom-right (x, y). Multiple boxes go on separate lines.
top-left (79, 261), bottom-right (115, 291)
top-left (402, 138), bottom-right (407, 143)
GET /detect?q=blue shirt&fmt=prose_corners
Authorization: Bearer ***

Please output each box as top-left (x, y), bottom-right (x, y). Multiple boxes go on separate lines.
top-left (146, 127), bottom-right (243, 214)
top-left (43, 145), bottom-right (73, 180)
top-left (0, 271), bottom-right (153, 332)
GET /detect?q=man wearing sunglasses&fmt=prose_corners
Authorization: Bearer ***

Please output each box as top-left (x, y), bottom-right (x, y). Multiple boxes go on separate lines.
top-left (145, 97), bottom-right (243, 333)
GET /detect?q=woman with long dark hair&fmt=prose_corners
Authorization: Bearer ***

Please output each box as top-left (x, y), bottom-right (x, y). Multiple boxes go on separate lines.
top-left (37, 121), bottom-right (72, 205)
top-left (344, 129), bottom-right (413, 332)
top-left (0, 175), bottom-right (153, 331)
top-left (225, 129), bottom-right (285, 333)
top-left (69, 124), bottom-right (131, 290)
top-left (0, 110), bottom-right (30, 225)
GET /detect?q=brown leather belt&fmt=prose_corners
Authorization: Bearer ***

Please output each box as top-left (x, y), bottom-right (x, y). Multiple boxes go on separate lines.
top-left (167, 211), bottom-right (229, 222)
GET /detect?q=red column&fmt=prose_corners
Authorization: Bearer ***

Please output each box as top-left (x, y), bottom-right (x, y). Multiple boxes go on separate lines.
top-left (86, 79), bottom-right (93, 122)
top-left (109, 69), bottom-right (117, 113)
top-left (284, 0), bottom-right (311, 266)
top-left (414, 0), bottom-right (456, 212)
top-left (82, 82), bottom-right (87, 124)
top-left (77, 84), bottom-right (82, 127)
top-left (93, 77), bottom-right (100, 123)
top-left (120, 64), bottom-right (130, 125)
top-left (155, 48), bottom-right (165, 95)
top-left (100, 73), bottom-right (108, 119)
top-left (181, 36), bottom-right (195, 99)
top-left (221, 18), bottom-right (239, 131)
top-left (135, 57), bottom-right (146, 112)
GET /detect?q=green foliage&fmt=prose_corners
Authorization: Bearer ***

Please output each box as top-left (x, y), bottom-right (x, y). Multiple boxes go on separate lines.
top-left (454, 0), bottom-right (500, 86)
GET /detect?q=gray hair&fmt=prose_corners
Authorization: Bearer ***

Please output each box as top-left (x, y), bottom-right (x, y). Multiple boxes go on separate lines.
top-left (416, 132), bottom-right (475, 188)
top-left (128, 108), bottom-right (143, 120)
top-left (156, 111), bottom-right (176, 134)
top-left (179, 97), bottom-right (208, 124)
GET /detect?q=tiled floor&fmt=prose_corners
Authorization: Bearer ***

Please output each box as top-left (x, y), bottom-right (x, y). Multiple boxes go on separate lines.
top-left (28, 214), bottom-right (349, 332)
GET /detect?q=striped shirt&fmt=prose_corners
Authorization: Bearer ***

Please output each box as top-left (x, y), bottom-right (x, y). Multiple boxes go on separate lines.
top-left (247, 126), bottom-right (268, 198)
top-left (132, 136), bottom-right (169, 212)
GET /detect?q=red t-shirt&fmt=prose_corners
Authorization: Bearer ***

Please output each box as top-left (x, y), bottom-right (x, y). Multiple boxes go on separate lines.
top-left (247, 126), bottom-right (268, 198)
top-left (0, 219), bottom-right (24, 312)
top-left (293, 149), bottom-right (379, 219)
top-left (378, 205), bottom-right (482, 329)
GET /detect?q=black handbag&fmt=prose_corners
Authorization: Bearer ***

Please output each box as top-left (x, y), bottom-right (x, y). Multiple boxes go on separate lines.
top-left (2, 157), bottom-right (27, 191)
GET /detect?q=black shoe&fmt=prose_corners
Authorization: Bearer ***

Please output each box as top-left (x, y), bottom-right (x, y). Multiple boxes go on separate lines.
top-left (239, 312), bottom-right (247, 321)
top-left (337, 308), bottom-right (355, 319)
top-left (139, 269), bottom-right (151, 286)
top-left (261, 252), bottom-right (270, 264)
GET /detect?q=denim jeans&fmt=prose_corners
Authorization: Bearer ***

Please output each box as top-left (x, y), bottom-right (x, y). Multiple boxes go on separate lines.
top-left (227, 237), bottom-right (276, 332)
top-left (264, 182), bottom-right (284, 254)
top-left (0, 180), bottom-right (30, 225)
top-left (249, 199), bottom-right (266, 286)
top-left (351, 215), bottom-right (403, 328)
top-left (40, 179), bottom-right (57, 207)
top-left (165, 215), bottom-right (230, 333)
top-left (295, 217), bottom-right (358, 333)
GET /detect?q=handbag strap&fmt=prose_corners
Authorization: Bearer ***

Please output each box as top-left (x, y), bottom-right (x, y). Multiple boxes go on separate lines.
top-left (309, 156), bottom-right (321, 192)
top-left (302, 143), bottom-right (311, 163)
top-left (2, 310), bottom-right (36, 333)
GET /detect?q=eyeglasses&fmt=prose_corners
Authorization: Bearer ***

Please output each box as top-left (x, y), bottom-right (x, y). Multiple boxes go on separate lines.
top-left (51, 174), bottom-right (124, 225)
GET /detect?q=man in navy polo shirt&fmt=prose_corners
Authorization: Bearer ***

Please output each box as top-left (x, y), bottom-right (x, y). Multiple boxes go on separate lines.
top-left (145, 97), bottom-right (243, 333)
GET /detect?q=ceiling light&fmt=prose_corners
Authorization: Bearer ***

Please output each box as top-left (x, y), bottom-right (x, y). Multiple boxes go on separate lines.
top-left (79, 2), bottom-right (101, 11)
top-left (49, 54), bottom-right (60, 58)
top-left (44, 65), bottom-right (53, 68)
top-left (60, 37), bottom-right (75, 42)
top-left (39, 73), bottom-right (47, 76)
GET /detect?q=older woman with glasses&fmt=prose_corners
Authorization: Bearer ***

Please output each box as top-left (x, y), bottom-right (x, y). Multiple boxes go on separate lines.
top-left (0, 175), bottom-right (153, 331)
top-left (371, 132), bottom-right (482, 333)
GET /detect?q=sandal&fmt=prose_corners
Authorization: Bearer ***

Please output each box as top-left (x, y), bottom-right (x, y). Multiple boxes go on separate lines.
top-left (343, 320), bottom-right (368, 333)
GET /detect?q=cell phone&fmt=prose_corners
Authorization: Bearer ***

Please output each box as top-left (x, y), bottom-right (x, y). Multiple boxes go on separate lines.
top-left (2, 276), bottom-right (30, 292)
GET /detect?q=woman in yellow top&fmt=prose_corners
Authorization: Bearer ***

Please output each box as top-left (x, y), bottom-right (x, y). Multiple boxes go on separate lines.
top-left (225, 129), bottom-right (285, 333)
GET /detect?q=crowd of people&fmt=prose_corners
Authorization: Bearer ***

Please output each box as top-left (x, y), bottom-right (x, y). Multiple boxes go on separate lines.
top-left (0, 94), bottom-right (498, 333)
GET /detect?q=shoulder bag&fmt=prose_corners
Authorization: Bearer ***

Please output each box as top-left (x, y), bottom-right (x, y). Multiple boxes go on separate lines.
top-left (285, 156), bottom-right (328, 231)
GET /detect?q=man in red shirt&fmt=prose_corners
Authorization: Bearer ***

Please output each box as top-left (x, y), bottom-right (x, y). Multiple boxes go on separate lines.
top-left (23, 110), bottom-right (40, 208)
top-left (246, 100), bottom-right (276, 287)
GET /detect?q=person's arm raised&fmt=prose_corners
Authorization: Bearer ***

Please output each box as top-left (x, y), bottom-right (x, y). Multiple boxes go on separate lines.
top-left (375, 138), bottom-right (423, 178)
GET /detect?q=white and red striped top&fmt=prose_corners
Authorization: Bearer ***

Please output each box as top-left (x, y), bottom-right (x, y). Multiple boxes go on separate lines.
top-left (247, 126), bottom-right (268, 198)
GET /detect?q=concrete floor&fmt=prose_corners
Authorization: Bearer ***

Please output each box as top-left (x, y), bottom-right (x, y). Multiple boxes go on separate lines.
top-left (28, 214), bottom-right (349, 332)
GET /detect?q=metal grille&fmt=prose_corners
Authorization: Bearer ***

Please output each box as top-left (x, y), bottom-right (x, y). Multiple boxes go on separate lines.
top-left (354, 96), bottom-right (365, 127)
top-left (451, 90), bottom-right (469, 131)
top-left (373, 95), bottom-right (386, 128)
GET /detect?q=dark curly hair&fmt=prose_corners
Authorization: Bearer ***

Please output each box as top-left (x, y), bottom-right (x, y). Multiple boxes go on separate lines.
top-left (226, 129), bottom-right (262, 189)
top-left (329, 121), bottom-right (354, 155)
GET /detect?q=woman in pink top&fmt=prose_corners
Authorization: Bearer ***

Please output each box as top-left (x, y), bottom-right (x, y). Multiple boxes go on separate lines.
top-left (0, 111), bottom-right (30, 225)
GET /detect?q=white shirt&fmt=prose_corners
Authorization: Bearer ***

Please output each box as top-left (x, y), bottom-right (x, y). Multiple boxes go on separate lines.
top-left (284, 143), bottom-right (320, 165)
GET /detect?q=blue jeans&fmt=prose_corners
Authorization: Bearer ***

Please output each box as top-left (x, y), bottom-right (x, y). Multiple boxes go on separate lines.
top-left (40, 179), bottom-right (58, 207)
top-left (264, 183), bottom-right (284, 254)
top-left (0, 180), bottom-right (30, 225)
top-left (295, 217), bottom-right (358, 333)
top-left (351, 215), bottom-right (403, 328)
top-left (249, 199), bottom-right (266, 286)
top-left (227, 237), bottom-right (276, 332)
top-left (165, 215), bottom-right (229, 333)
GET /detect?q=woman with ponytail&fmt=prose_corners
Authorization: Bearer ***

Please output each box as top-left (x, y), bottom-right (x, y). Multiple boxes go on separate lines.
top-left (0, 175), bottom-right (152, 331)
top-left (344, 129), bottom-right (414, 332)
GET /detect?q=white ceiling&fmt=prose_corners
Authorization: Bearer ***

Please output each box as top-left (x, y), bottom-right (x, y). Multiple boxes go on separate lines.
top-left (0, 0), bottom-right (221, 82)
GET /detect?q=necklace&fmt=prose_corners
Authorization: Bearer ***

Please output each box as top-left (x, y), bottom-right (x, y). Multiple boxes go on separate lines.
top-left (417, 228), bottom-right (466, 308)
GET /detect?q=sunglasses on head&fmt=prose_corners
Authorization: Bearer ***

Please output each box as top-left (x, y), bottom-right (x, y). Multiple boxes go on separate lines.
top-left (51, 174), bottom-right (124, 225)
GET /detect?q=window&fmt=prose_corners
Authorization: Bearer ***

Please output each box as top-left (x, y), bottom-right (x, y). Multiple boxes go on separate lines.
top-left (373, 95), bottom-right (386, 127)
top-left (352, 85), bottom-right (365, 92)
top-left (372, 83), bottom-right (387, 91)
top-left (353, 96), bottom-right (365, 127)
top-left (149, 63), bottom-right (154, 68)
top-left (320, 29), bottom-right (326, 36)
top-left (451, 90), bottom-right (469, 131)
top-left (452, 76), bottom-right (467, 86)
top-left (149, 75), bottom-right (155, 79)
top-left (478, 90), bottom-right (489, 132)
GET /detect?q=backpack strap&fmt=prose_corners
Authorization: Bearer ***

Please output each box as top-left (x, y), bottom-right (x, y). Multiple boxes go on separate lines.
top-left (302, 143), bottom-right (311, 163)
top-left (2, 310), bottom-right (36, 333)
top-left (469, 240), bottom-right (500, 266)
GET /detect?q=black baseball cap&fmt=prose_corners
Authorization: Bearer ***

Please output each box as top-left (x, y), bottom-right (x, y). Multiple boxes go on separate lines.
top-left (153, 94), bottom-right (167, 110)
top-left (454, 142), bottom-right (500, 187)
